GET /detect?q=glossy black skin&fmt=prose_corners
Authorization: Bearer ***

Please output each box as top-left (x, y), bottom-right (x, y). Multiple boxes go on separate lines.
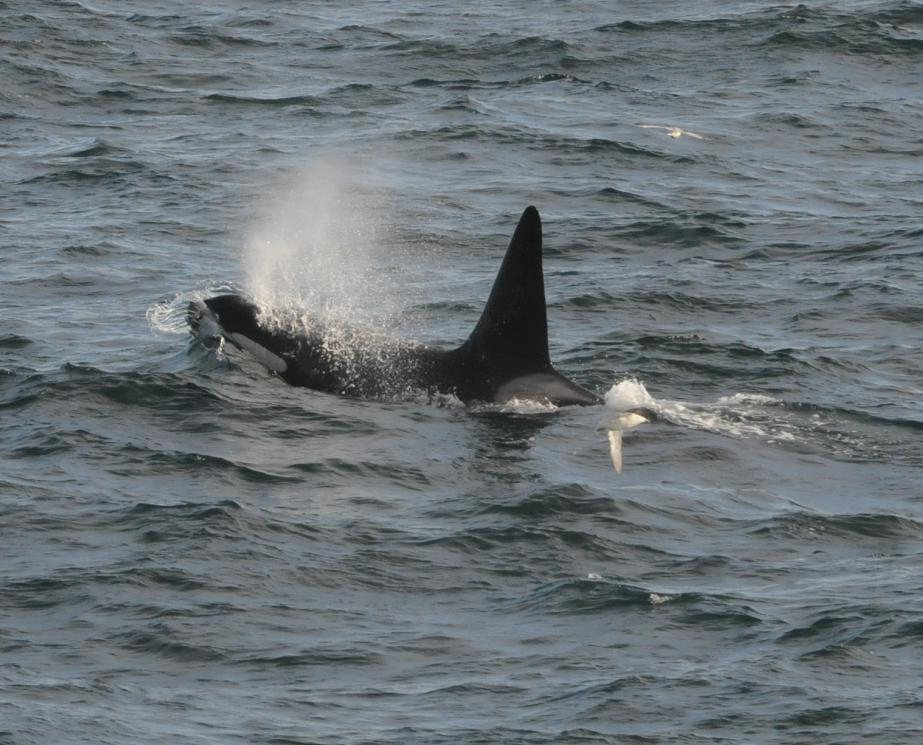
top-left (188, 207), bottom-right (600, 406)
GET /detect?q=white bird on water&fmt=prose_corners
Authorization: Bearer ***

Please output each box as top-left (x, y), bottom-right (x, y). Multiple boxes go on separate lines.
top-left (603, 380), bottom-right (654, 474)
top-left (636, 124), bottom-right (705, 140)
top-left (606, 412), bottom-right (649, 474)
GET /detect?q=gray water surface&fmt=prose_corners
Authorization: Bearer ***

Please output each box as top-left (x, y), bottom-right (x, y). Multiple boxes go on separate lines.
top-left (2, 2), bottom-right (923, 743)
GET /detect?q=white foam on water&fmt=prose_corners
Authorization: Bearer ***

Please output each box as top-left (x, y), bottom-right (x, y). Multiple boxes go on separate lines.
top-left (600, 377), bottom-right (807, 472)
top-left (715, 392), bottom-right (779, 407)
top-left (604, 378), bottom-right (656, 412)
top-left (603, 378), bottom-right (795, 443)
top-left (497, 398), bottom-right (561, 415)
top-left (146, 282), bottom-right (241, 336)
top-left (147, 296), bottom-right (188, 335)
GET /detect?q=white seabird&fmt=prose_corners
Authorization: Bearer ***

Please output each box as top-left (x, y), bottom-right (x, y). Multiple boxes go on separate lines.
top-left (636, 124), bottom-right (705, 140)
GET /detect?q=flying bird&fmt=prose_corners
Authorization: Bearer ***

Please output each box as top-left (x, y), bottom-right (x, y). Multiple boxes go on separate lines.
top-left (636, 124), bottom-right (705, 140)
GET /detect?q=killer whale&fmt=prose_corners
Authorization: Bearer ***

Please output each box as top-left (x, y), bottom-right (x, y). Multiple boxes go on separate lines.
top-left (188, 206), bottom-right (600, 406)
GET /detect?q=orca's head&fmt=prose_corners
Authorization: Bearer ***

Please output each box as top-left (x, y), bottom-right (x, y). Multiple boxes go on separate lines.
top-left (203, 294), bottom-right (260, 333)
top-left (191, 294), bottom-right (289, 375)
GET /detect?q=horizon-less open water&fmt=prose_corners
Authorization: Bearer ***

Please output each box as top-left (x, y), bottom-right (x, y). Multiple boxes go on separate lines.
top-left (2, 2), bottom-right (923, 743)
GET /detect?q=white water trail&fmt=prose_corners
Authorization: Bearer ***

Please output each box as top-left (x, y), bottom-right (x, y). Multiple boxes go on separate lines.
top-left (602, 378), bottom-right (796, 473)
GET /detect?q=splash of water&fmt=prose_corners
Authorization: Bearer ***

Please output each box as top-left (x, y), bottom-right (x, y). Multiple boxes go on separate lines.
top-left (605, 378), bottom-right (656, 412)
top-left (243, 161), bottom-right (397, 333)
top-left (147, 281), bottom-right (242, 336)
top-left (603, 377), bottom-right (795, 441)
top-left (601, 378), bottom-right (801, 472)
top-left (236, 161), bottom-right (433, 394)
top-left (497, 398), bottom-right (561, 415)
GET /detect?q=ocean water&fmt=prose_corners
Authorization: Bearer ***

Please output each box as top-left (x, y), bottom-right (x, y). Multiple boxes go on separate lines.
top-left (2, 1), bottom-right (923, 743)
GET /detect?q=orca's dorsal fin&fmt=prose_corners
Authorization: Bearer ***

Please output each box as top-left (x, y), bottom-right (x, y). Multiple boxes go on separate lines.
top-left (464, 206), bottom-right (551, 367)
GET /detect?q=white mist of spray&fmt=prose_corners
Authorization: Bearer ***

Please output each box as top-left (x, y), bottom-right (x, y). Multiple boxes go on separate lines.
top-left (242, 160), bottom-right (397, 334)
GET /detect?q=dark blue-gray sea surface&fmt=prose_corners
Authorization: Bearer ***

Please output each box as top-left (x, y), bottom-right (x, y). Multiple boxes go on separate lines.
top-left (2, 1), bottom-right (923, 743)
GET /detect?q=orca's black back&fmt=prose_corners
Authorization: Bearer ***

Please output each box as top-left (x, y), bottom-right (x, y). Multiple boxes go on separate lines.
top-left (463, 206), bottom-right (551, 370)
top-left (190, 207), bottom-right (598, 405)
